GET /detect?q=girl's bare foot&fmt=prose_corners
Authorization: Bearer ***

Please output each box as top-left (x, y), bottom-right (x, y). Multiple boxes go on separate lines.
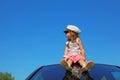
top-left (82, 61), bottom-right (94, 72)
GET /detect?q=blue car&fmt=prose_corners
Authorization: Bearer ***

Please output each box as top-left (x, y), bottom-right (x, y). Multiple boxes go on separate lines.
top-left (26, 63), bottom-right (120, 80)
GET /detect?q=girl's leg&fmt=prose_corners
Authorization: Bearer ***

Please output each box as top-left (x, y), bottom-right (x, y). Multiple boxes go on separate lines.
top-left (78, 60), bottom-right (87, 68)
top-left (77, 60), bottom-right (87, 78)
top-left (60, 59), bottom-right (71, 71)
top-left (67, 59), bottom-right (72, 69)
top-left (79, 60), bottom-right (95, 72)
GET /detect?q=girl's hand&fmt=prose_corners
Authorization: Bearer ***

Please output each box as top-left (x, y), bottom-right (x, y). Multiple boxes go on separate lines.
top-left (63, 55), bottom-right (67, 58)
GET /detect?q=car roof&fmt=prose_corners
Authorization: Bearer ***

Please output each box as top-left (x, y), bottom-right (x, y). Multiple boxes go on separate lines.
top-left (26, 63), bottom-right (120, 80)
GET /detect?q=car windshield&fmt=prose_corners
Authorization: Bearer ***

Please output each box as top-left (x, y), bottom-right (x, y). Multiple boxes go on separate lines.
top-left (27, 64), bottom-right (120, 80)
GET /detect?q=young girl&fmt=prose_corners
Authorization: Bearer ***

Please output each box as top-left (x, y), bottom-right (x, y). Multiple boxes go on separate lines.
top-left (63, 25), bottom-right (87, 70)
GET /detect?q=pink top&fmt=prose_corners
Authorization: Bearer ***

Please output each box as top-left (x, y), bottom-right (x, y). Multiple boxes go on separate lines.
top-left (66, 38), bottom-right (81, 55)
top-left (65, 38), bottom-right (85, 63)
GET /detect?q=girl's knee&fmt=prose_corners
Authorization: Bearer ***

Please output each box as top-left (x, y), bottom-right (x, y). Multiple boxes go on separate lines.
top-left (78, 60), bottom-right (86, 64)
top-left (78, 60), bottom-right (84, 63)
top-left (67, 60), bottom-right (73, 65)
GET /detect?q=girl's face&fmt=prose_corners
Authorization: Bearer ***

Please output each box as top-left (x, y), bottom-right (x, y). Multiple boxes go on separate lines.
top-left (65, 31), bottom-right (77, 40)
top-left (65, 31), bottom-right (72, 39)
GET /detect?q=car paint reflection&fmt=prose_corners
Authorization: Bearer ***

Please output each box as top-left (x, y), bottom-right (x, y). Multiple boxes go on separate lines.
top-left (63, 70), bottom-right (93, 80)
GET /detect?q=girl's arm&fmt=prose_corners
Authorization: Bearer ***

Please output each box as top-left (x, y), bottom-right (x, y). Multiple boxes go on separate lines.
top-left (77, 38), bottom-right (86, 59)
top-left (64, 45), bottom-right (68, 58)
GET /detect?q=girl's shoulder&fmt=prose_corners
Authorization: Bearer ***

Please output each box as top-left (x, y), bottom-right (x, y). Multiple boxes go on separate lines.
top-left (66, 41), bottom-right (69, 45)
top-left (76, 37), bottom-right (81, 43)
top-left (66, 39), bottom-right (70, 45)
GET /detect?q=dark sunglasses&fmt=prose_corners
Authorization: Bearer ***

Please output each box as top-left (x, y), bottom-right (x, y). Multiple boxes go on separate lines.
top-left (64, 31), bottom-right (70, 34)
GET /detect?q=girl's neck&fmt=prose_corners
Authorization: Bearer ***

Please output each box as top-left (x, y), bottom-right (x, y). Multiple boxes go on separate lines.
top-left (70, 38), bottom-right (77, 42)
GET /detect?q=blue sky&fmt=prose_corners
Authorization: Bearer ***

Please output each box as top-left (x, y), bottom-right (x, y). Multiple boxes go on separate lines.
top-left (0, 0), bottom-right (120, 80)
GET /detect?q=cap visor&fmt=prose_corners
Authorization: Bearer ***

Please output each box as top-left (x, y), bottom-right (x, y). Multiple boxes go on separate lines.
top-left (64, 29), bottom-right (70, 33)
top-left (64, 30), bottom-right (68, 33)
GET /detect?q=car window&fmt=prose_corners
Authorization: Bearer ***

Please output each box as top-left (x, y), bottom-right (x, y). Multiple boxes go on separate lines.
top-left (30, 71), bottom-right (43, 80)
top-left (30, 65), bottom-right (66, 80)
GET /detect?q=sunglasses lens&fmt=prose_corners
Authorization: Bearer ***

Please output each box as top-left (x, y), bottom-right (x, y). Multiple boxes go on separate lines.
top-left (65, 31), bottom-right (69, 33)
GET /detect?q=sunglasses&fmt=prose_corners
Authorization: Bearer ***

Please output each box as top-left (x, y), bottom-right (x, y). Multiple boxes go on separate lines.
top-left (64, 31), bottom-right (70, 34)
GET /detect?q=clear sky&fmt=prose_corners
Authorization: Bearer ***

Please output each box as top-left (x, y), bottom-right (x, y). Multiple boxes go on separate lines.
top-left (0, 0), bottom-right (120, 80)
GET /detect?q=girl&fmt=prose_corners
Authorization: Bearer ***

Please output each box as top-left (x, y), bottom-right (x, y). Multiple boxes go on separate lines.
top-left (63, 25), bottom-right (87, 70)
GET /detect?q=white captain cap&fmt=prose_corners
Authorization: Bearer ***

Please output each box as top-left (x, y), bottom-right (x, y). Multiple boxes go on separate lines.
top-left (64, 25), bottom-right (81, 34)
